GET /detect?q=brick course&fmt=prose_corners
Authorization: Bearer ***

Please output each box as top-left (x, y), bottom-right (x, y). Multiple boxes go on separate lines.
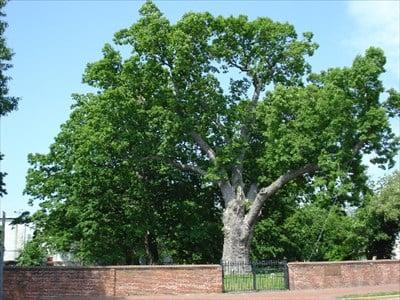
top-left (4, 265), bottom-right (222, 300)
top-left (288, 260), bottom-right (400, 290)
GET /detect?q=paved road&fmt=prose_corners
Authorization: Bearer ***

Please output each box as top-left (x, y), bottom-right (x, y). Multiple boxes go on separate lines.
top-left (124, 284), bottom-right (400, 300)
top-left (342, 295), bottom-right (400, 300)
top-left (64, 284), bottom-right (400, 300)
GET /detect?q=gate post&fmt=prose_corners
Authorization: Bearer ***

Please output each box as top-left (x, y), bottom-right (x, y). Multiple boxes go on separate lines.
top-left (252, 262), bottom-right (256, 291)
top-left (283, 261), bottom-right (289, 290)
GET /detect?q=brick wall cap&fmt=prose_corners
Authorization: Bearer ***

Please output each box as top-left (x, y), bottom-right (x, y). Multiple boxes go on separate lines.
top-left (4, 264), bottom-right (222, 271)
top-left (288, 259), bottom-right (399, 266)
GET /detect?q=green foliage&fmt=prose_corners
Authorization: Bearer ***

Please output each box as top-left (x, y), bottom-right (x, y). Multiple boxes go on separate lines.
top-left (251, 186), bottom-right (299, 259)
top-left (356, 171), bottom-right (400, 259)
top-left (253, 172), bottom-right (400, 261)
top-left (0, 0), bottom-right (18, 116)
top-left (159, 194), bottom-right (223, 264)
top-left (384, 89), bottom-right (400, 118)
top-left (16, 239), bottom-right (47, 266)
top-left (0, 154), bottom-right (6, 197)
top-left (23, 91), bottom-right (222, 264)
top-left (283, 204), bottom-right (365, 261)
top-left (252, 203), bottom-right (366, 261)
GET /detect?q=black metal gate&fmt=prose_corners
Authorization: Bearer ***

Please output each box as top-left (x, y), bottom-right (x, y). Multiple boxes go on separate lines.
top-left (221, 260), bottom-right (289, 292)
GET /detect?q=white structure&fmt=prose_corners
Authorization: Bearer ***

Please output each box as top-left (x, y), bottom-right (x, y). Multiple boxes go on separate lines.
top-left (1, 217), bottom-right (77, 265)
top-left (394, 235), bottom-right (400, 260)
top-left (3, 217), bottom-right (34, 262)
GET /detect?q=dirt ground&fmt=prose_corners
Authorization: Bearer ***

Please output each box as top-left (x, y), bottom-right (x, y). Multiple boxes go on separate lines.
top-left (65, 284), bottom-right (400, 300)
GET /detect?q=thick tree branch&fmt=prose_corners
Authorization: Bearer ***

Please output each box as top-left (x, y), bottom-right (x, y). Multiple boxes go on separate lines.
top-left (189, 132), bottom-right (238, 204)
top-left (242, 139), bottom-right (366, 227)
top-left (219, 180), bottom-right (236, 205)
top-left (244, 163), bottom-right (319, 228)
top-left (231, 78), bottom-right (261, 190)
top-left (231, 164), bottom-right (244, 190)
top-left (251, 79), bottom-right (261, 107)
top-left (191, 131), bottom-right (217, 161)
top-left (227, 59), bottom-right (249, 73)
top-left (246, 183), bottom-right (258, 201)
top-left (242, 139), bottom-right (366, 225)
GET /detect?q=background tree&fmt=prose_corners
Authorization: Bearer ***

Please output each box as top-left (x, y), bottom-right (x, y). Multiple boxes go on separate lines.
top-left (251, 189), bottom-right (368, 262)
top-left (281, 204), bottom-right (365, 261)
top-left (356, 171), bottom-right (400, 259)
top-left (252, 171), bottom-right (400, 261)
top-left (0, 0), bottom-right (19, 197)
top-left (24, 1), bottom-right (399, 264)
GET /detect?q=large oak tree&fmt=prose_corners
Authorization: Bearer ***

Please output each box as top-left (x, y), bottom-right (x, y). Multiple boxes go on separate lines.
top-left (26, 1), bottom-right (399, 264)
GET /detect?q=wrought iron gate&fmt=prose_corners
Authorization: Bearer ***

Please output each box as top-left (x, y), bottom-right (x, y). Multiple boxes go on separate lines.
top-left (221, 260), bottom-right (289, 292)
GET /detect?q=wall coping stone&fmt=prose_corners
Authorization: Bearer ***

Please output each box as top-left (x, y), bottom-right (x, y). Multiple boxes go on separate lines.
top-left (4, 264), bottom-right (221, 271)
top-left (288, 259), bottom-right (399, 266)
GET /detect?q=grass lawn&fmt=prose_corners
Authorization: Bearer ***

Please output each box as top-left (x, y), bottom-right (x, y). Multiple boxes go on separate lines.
top-left (223, 273), bottom-right (286, 292)
top-left (338, 291), bottom-right (400, 300)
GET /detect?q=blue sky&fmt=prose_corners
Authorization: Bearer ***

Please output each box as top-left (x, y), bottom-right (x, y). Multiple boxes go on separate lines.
top-left (1, 0), bottom-right (399, 217)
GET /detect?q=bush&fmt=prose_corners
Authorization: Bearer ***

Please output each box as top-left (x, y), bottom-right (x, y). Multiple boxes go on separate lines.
top-left (16, 240), bottom-right (47, 266)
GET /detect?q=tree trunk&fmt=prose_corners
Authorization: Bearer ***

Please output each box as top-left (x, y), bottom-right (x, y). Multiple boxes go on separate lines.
top-left (144, 230), bottom-right (159, 264)
top-left (221, 192), bottom-right (253, 273)
top-left (125, 250), bottom-right (133, 265)
top-left (222, 219), bottom-right (252, 263)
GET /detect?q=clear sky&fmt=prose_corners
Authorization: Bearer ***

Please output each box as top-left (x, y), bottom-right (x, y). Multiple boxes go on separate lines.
top-left (1, 0), bottom-right (399, 217)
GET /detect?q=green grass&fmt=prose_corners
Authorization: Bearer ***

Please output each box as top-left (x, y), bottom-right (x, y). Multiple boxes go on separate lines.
top-left (223, 273), bottom-right (286, 292)
top-left (338, 291), bottom-right (400, 300)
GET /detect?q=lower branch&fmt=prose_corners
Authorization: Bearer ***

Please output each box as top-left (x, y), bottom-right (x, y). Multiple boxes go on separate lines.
top-left (244, 163), bottom-right (319, 228)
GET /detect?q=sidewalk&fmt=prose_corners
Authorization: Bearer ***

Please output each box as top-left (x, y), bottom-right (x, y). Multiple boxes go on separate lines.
top-left (119, 284), bottom-right (400, 300)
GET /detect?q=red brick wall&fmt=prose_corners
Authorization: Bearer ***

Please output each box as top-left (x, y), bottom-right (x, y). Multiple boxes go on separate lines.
top-left (4, 265), bottom-right (222, 300)
top-left (114, 265), bottom-right (221, 296)
top-left (288, 260), bottom-right (400, 290)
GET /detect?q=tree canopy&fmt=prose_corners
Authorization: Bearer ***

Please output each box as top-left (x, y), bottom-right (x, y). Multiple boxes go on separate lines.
top-left (23, 1), bottom-right (399, 264)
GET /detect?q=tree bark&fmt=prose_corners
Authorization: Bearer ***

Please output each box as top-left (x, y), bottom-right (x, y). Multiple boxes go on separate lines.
top-left (221, 188), bottom-right (252, 266)
top-left (221, 164), bottom-right (319, 265)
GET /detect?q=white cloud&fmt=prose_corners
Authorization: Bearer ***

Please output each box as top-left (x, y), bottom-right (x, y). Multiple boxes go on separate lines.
top-left (347, 0), bottom-right (400, 82)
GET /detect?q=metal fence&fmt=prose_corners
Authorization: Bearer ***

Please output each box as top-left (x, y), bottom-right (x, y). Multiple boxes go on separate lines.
top-left (221, 260), bottom-right (289, 292)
